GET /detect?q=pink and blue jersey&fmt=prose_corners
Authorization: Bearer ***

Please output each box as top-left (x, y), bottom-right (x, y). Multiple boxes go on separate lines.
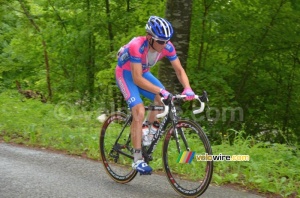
top-left (115, 36), bottom-right (178, 108)
top-left (116, 36), bottom-right (177, 72)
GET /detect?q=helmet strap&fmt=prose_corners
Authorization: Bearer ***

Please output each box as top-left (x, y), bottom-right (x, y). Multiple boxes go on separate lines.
top-left (149, 38), bottom-right (157, 51)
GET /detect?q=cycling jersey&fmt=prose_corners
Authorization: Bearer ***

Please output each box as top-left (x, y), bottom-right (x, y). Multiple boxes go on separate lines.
top-left (115, 36), bottom-right (178, 108)
top-left (116, 36), bottom-right (177, 72)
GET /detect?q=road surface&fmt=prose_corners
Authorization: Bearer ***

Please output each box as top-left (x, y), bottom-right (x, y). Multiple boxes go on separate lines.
top-left (0, 143), bottom-right (264, 198)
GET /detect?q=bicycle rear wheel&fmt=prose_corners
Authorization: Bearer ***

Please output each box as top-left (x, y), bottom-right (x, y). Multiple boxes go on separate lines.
top-left (99, 112), bottom-right (137, 183)
top-left (163, 119), bottom-right (213, 197)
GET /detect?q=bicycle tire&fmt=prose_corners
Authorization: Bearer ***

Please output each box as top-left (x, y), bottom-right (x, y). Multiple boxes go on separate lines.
top-left (99, 112), bottom-right (137, 183)
top-left (162, 119), bottom-right (213, 197)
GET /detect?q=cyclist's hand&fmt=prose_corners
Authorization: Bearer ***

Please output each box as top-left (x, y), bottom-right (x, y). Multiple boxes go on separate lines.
top-left (182, 87), bottom-right (195, 100)
top-left (159, 89), bottom-right (171, 100)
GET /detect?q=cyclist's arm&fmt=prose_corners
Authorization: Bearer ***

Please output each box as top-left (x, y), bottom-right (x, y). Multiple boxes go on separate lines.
top-left (131, 62), bottom-right (161, 94)
top-left (170, 58), bottom-right (192, 88)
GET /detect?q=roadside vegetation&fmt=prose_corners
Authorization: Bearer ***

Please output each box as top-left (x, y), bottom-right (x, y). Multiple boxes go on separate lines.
top-left (1, 91), bottom-right (299, 198)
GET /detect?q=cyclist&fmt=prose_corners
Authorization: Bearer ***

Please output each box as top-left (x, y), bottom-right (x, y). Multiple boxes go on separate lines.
top-left (115, 16), bottom-right (195, 174)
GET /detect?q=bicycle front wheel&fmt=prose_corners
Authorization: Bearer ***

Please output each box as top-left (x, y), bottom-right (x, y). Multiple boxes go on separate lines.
top-left (99, 112), bottom-right (137, 183)
top-left (163, 119), bottom-right (213, 197)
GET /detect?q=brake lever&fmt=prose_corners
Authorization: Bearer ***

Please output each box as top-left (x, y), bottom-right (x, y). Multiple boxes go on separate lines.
top-left (156, 94), bottom-right (173, 118)
top-left (199, 91), bottom-right (208, 102)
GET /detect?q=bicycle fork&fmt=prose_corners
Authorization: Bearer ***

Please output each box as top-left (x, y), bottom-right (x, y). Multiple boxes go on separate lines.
top-left (172, 121), bottom-right (190, 154)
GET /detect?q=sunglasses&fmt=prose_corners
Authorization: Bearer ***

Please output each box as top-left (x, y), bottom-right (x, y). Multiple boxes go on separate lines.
top-left (153, 38), bottom-right (169, 45)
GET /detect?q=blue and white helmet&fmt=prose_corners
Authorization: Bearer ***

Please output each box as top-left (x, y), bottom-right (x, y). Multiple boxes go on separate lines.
top-left (145, 16), bottom-right (174, 41)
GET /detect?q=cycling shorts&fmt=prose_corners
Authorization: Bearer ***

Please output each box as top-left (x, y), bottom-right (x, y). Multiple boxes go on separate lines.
top-left (115, 68), bottom-right (164, 109)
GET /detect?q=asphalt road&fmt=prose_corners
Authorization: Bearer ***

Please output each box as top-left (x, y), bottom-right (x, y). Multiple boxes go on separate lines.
top-left (0, 143), bottom-right (264, 198)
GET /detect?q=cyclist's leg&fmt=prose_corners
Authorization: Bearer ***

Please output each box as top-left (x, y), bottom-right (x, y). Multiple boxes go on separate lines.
top-left (148, 94), bottom-right (164, 122)
top-left (139, 72), bottom-right (164, 123)
top-left (131, 104), bottom-right (154, 174)
top-left (130, 103), bottom-right (144, 151)
top-left (116, 69), bottom-right (152, 174)
top-left (116, 69), bottom-right (144, 149)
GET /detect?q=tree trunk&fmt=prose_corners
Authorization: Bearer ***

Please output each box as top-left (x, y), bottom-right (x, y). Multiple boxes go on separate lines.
top-left (159, 0), bottom-right (193, 94)
top-left (105, 0), bottom-right (114, 52)
top-left (105, 0), bottom-right (123, 110)
top-left (18, 0), bottom-right (52, 100)
top-left (198, 1), bottom-right (213, 69)
top-left (86, 0), bottom-right (95, 103)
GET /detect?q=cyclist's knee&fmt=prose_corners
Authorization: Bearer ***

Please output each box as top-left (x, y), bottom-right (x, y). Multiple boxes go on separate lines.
top-left (132, 104), bottom-right (145, 122)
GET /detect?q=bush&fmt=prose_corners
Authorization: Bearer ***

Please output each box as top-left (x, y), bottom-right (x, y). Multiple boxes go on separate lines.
top-left (212, 129), bottom-right (300, 197)
top-left (1, 90), bottom-right (299, 197)
top-left (0, 90), bottom-right (100, 158)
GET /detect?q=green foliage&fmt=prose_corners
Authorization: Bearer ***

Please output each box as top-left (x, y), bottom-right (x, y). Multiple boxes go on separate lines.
top-left (0, 90), bottom-right (100, 158)
top-left (212, 129), bottom-right (300, 197)
top-left (2, 0), bottom-right (299, 144)
top-left (187, 0), bottom-right (300, 144)
top-left (0, 92), bottom-right (299, 197)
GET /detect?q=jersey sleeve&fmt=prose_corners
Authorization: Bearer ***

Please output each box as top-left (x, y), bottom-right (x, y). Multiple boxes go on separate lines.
top-left (128, 39), bottom-right (143, 63)
top-left (164, 42), bottom-right (178, 61)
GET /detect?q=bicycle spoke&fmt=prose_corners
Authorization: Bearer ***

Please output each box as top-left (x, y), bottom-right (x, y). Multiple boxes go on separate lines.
top-left (100, 112), bottom-right (137, 183)
top-left (163, 120), bottom-right (213, 197)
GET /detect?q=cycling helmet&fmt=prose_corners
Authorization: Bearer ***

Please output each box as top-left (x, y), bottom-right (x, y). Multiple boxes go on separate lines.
top-left (145, 16), bottom-right (174, 41)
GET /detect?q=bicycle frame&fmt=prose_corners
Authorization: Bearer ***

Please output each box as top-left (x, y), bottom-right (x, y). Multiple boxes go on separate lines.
top-left (144, 102), bottom-right (178, 160)
top-left (109, 114), bottom-right (133, 160)
top-left (111, 92), bottom-right (207, 163)
top-left (110, 103), bottom-right (176, 163)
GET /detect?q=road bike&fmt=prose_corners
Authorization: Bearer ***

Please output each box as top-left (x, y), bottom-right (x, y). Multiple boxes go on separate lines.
top-left (100, 91), bottom-right (213, 197)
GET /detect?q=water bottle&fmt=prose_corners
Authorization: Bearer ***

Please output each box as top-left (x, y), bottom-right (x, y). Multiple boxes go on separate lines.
top-left (142, 122), bottom-right (151, 146)
top-left (147, 121), bottom-right (159, 142)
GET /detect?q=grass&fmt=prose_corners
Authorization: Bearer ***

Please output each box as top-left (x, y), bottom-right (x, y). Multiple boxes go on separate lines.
top-left (0, 90), bottom-right (299, 197)
top-left (0, 90), bottom-right (100, 158)
top-left (212, 131), bottom-right (300, 197)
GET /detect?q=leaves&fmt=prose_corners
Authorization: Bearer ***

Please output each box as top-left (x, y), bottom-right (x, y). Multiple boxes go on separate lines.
top-left (1, 0), bottom-right (300, 144)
